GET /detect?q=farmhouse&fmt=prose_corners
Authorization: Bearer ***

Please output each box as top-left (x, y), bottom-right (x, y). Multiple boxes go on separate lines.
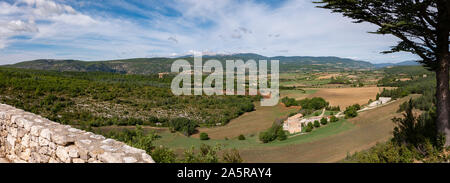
top-left (283, 113), bottom-right (303, 133)
top-left (283, 113), bottom-right (331, 134)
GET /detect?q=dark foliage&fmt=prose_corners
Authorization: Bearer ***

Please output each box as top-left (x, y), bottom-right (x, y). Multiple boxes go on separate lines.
top-left (168, 117), bottom-right (198, 136)
top-left (298, 97), bottom-right (329, 110)
top-left (200, 132), bottom-right (210, 140)
top-left (344, 104), bottom-right (360, 119)
top-left (259, 122), bottom-right (287, 143)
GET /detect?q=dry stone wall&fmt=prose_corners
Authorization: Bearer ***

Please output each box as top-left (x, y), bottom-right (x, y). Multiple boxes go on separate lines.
top-left (0, 104), bottom-right (154, 163)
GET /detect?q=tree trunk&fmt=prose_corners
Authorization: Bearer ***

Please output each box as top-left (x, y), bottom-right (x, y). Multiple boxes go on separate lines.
top-left (436, 0), bottom-right (450, 146)
top-left (436, 55), bottom-right (450, 146)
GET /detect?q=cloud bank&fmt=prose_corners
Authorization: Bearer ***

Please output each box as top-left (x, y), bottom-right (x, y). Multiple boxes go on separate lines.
top-left (0, 0), bottom-right (419, 64)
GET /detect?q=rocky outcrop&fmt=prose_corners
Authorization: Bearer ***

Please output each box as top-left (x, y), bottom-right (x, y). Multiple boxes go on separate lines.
top-left (0, 104), bottom-right (154, 163)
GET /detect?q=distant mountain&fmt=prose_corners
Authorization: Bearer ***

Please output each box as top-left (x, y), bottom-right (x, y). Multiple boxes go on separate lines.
top-left (3, 53), bottom-right (376, 74)
top-left (374, 60), bottom-right (420, 68)
top-left (5, 58), bottom-right (174, 75)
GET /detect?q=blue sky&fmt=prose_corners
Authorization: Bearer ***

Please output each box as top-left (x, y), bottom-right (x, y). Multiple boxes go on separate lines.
top-left (0, 0), bottom-right (419, 64)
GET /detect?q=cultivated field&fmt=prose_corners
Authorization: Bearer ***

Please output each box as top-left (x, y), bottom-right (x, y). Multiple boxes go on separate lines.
top-left (280, 89), bottom-right (317, 100)
top-left (238, 95), bottom-right (417, 162)
top-left (193, 86), bottom-right (389, 139)
top-left (307, 87), bottom-right (393, 108)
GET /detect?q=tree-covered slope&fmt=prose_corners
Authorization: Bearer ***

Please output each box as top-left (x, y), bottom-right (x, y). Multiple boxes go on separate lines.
top-left (7, 58), bottom-right (174, 74)
top-left (0, 67), bottom-right (258, 129)
top-left (5, 54), bottom-right (375, 74)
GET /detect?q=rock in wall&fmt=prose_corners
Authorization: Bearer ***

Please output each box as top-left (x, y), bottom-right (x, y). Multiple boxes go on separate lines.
top-left (0, 104), bottom-right (154, 163)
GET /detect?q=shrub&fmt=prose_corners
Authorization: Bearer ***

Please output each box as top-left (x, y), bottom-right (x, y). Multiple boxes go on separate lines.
top-left (259, 132), bottom-right (272, 143)
top-left (320, 117), bottom-right (328, 125)
top-left (344, 109), bottom-right (358, 118)
top-left (259, 122), bottom-right (286, 143)
top-left (222, 148), bottom-right (243, 163)
top-left (345, 142), bottom-right (416, 163)
top-left (238, 134), bottom-right (246, 140)
top-left (277, 129), bottom-right (287, 141)
top-left (305, 125), bottom-right (313, 132)
top-left (330, 116), bottom-right (339, 123)
top-left (182, 145), bottom-right (242, 163)
top-left (168, 117), bottom-right (198, 136)
top-left (326, 105), bottom-right (340, 111)
top-left (281, 97), bottom-right (299, 107)
top-left (314, 120), bottom-right (320, 128)
top-left (344, 104), bottom-right (360, 118)
top-left (151, 146), bottom-right (177, 163)
top-left (104, 125), bottom-right (157, 154)
top-left (200, 132), bottom-right (210, 140)
top-left (182, 144), bottom-right (221, 163)
top-left (306, 122), bottom-right (314, 132)
top-left (393, 100), bottom-right (445, 151)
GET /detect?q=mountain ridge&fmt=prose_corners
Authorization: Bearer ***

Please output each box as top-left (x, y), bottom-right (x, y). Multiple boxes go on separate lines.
top-left (373, 60), bottom-right (420, 68)
top-left (3, 54), bottom-right (378, 74)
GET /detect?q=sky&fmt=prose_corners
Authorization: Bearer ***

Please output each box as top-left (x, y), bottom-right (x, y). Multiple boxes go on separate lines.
top-left (0, 0), bottom-right (420, 64)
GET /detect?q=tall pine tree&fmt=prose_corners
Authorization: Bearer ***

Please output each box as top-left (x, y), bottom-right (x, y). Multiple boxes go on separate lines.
top-left (316, 0), bottom-right (450, 146)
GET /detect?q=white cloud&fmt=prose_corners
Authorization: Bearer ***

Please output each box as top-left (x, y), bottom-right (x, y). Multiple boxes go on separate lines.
top-left (0, 19), bottom-right (37, 49)
top-left (7, 20), bottom-right (38, 32)
top-left (0, 1), bottom-right (20, 15)
top-left (20, 0), bottom-right (76, 16)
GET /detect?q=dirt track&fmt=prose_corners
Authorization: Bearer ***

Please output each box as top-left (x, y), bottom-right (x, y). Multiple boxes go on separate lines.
top-left (238, 95), bottom-right (416, 163)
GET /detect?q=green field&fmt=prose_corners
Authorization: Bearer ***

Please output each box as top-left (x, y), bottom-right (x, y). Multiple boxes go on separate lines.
top-left (153, 119), bottom-right (354, 150)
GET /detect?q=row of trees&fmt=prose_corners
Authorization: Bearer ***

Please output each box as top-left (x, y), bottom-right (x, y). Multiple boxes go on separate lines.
top-left (281, 96), bottom-right (329, 110)
top-left (304, 116), bottom-right (339, 132)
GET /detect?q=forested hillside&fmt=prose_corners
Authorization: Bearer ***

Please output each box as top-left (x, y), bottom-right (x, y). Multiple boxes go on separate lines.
top-left (5, 54), bottom-right (375, 74)
top-left (0, 67), bottom-right (257, 130)
top-left (7, 58), bottom-right (174, 75)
